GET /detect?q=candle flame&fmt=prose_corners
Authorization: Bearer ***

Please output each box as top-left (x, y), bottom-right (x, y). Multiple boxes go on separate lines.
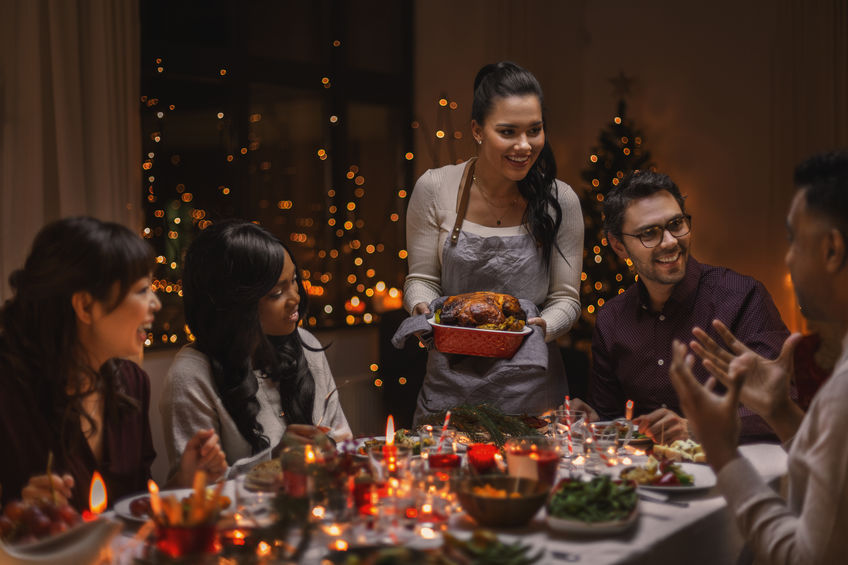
top-left (305, 444), bottom-right (316, 464)
top-left (385, 415), bottom-right (395, 445)
top-left (89, 471), bottom-right (107, 514)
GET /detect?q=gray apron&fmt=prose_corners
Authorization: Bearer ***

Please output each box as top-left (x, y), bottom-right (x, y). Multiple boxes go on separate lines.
top-left (413, 228), bottom-right (568, 424)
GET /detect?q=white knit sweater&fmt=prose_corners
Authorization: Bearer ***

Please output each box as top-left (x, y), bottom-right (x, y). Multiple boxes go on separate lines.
top-left (403, 160), bottom-right (583, 341)
top-left (159, 328), bottom-right (352, 479)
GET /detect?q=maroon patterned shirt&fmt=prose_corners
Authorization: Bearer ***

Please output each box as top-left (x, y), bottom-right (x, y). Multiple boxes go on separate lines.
top-left (0, 360), bottom-right (155, 510)
top-left (590, 256), bottom-right (790, 443)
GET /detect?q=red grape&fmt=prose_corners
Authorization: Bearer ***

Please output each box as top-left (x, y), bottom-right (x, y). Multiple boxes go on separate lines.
top-left (3, 500), bottom-right (26, 521)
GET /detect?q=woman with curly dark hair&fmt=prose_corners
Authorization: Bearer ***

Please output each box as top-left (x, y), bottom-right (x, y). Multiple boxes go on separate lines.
top-left (0, 217), bottom-right (226, 510)
top-left (403, 61), bottom-right (583, 422)
top-left (160, 220), bottom-right (351, 479)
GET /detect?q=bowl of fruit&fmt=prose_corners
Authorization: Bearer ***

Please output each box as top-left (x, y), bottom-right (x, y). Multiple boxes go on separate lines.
top-left (0, 498), bottom-right (121, 565)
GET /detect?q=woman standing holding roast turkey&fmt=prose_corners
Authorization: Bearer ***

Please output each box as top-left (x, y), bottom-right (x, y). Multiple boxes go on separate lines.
top-left (403, 61), bottom-right (582, 423)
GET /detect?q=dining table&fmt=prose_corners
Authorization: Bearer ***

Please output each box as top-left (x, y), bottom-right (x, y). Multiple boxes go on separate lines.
top-left (101, 442), bottom-right (787, 564)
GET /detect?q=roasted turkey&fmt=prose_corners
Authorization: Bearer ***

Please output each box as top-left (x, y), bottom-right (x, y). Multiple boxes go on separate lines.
top-left (437, 291), bottom-right (526, 331)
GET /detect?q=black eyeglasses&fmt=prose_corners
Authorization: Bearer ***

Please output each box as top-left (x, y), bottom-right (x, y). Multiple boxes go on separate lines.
top-left (620, 214), bottom-right (692, 248)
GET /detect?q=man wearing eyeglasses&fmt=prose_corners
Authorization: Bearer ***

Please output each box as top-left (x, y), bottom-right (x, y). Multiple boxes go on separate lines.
top-left (585, 171), bottom-right (789, 443)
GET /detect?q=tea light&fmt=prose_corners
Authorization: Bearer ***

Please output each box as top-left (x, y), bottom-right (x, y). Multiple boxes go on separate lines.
top-left (330, 539), bottom-right (349, 551)
top-left (322, 523), bottom-right (344, 537)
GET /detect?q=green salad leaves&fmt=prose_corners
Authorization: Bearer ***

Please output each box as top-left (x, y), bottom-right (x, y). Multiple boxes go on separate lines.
top-left (547, 476), bottom-right (637, 523)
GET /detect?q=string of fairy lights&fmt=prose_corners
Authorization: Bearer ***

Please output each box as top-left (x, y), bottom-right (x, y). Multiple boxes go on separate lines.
top-left (571, 93), bottom-right (653, 347)
top-left (139, 47), bottom-right (462, 395)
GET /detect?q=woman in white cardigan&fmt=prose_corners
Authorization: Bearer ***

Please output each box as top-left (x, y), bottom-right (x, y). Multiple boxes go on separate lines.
top-left (160, 220), bottom-right (351, 479)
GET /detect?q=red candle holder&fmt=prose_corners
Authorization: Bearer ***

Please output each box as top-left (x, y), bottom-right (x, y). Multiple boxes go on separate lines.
top-left (467, 444), bottom-right (499, 474)
top-left (155, 524), bottom-right (220, 559)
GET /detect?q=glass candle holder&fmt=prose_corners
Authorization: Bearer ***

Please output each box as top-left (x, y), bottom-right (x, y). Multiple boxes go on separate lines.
top-left (155, 523), bottom-right (220, 560)
top-left (467, 444), bottom-right (499, 475)
top-left (504, 436), bottom-right (561, 486)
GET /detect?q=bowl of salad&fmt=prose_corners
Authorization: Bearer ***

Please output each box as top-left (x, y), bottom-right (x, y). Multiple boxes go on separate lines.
top-left (546, 476), bottom-right (639, 535)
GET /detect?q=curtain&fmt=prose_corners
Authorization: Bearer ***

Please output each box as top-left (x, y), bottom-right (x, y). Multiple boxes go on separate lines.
top-left (0, 0), bottom-right (140, 300)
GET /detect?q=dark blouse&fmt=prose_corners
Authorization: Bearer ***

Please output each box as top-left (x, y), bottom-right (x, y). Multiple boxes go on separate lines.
top-left (0, 360), bottom-right (155, 510)
top-left (590, 256), bottom-right (790, 443)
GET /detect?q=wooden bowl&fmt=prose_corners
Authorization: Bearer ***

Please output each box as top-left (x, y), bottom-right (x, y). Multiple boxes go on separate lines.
top-left (456, 475), bottom-right (549, 528)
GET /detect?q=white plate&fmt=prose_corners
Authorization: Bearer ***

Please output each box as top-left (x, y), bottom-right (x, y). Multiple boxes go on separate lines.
top-left (354, 435), bottom-right (468, 456)
top-left (113, 487), bottom-right (235, 523)
top-left (113, 492), bottom-right (154, 523)
top-left (635, 462), bottom-right (716, 493)
top-left (547, 505), bottom-right (639, 535)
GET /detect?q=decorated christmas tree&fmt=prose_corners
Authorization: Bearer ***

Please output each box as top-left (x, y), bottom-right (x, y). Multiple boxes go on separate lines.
top-left (571, 74), bottom-right (655, 349)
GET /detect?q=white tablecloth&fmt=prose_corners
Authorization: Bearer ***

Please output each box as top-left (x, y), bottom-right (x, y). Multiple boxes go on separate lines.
top-left (107, 443), bottom-right (786, 564)
top-left (447, 443), bottom-right (787, 565)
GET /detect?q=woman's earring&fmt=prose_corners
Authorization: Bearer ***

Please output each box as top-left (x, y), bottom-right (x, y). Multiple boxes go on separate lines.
top-left (476, 138), bottom-right (482, 145)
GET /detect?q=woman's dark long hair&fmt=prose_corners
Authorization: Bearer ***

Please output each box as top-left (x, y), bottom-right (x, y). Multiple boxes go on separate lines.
top-left (0, 216), bottom-right (153, 458)
top-left (471, 61), bottom-right (564, 269)
top-left (183, 220), bottom-right (316, 454)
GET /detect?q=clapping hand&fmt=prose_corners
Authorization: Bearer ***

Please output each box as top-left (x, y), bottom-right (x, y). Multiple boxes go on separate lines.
top-left (690, 320), bottom-right (804, 441)
top-left (669, 340), bottom-right (741, 472)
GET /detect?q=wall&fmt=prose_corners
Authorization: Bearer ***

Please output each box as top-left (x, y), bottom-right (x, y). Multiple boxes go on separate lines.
top-left (413, 0), bottom-right (848, 331)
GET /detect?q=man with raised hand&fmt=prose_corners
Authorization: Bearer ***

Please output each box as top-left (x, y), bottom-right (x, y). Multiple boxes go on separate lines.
top-left (670, 151), bottom-right (848, 563)
top-left (585, 170), bottom-right (788, 443)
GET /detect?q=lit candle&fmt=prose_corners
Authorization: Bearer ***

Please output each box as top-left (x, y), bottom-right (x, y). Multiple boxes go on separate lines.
top-left (383, 415), bottom-right (397, 473)
top-left (148, 479), bottom-right (163, 523)
top-left (89, 471), bottom-right (107, 516)
top-left (625, 399), bottom-right (634, 421)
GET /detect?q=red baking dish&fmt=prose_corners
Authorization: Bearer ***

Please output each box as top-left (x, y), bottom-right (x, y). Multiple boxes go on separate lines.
top-left (427, 318), bottom-right (532, 358)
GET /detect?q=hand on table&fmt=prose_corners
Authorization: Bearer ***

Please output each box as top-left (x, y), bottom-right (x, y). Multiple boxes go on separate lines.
top-left (690, 319), bottom-right (804, 441)
top-left (273, 424), bottom-right (334, 457)
top-left (669, 339), bottom-right (741, 473)
top-left (172, 428), bottom-right (227, 487)
top-left (633, 407), bottom-right (689, 443)
top-left (22, 473), bottom-right (74, 505)
top-left (558, 398), bottom-right (599, 422)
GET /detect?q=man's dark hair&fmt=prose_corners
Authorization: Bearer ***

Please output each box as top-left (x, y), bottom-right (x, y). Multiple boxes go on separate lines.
top-left (795, 151), bottom-right (848, 240)
top-left (602, 171), bottom-right (686, 236)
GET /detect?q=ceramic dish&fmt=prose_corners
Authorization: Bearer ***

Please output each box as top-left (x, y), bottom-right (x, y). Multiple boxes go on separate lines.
top-left (427, 318), bottom-right (532, 358)
top-left (114, 487), bottom-right (234, 523)
top-left (636, 462), bottom-right (716, 493)
top-left (546, 504), bottom-right (639, 535)
top-left (0, 518), bottom-right (123, 565)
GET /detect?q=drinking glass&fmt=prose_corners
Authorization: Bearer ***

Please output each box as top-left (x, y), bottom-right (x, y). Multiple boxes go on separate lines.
top-left (418, 426), bottom-right (461, 475)
top-left (551, 409), bottom-right (587, 463)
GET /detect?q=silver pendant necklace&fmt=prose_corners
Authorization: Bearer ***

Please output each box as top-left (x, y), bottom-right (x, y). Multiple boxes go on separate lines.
top-left (473, 175), bottom-right (518, 226)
